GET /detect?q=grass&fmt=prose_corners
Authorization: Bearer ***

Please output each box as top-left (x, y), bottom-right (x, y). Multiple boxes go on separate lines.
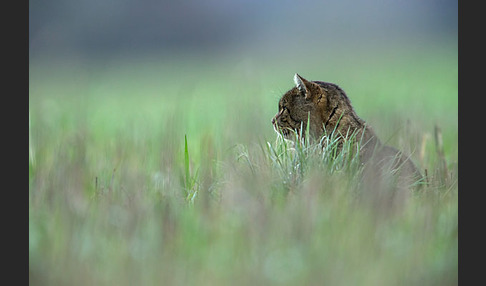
top-left (29, 44), bottom-right (457, 285)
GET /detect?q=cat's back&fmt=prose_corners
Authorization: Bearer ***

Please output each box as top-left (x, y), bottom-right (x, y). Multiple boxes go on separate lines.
top-left (369, 144), bottom-right (422, 188)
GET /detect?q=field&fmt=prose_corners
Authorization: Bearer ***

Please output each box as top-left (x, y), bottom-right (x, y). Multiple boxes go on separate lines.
top-left (29, 42), bottom-right (457, 285)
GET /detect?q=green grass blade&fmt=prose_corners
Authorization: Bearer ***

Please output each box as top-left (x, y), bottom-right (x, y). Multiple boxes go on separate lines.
top-left (184, 134), bottom-right (190, 193)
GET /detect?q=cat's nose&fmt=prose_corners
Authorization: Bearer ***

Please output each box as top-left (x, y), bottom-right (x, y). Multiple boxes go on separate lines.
top-left (272, 117), bottom-right (275, 124)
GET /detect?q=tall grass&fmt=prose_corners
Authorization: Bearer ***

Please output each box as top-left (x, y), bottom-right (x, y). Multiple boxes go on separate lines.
top-left (29, 46), bottom-right (457, 285)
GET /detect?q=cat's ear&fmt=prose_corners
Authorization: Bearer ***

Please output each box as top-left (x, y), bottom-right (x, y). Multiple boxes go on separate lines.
top-left (293, 73), bottom-right (312, 99)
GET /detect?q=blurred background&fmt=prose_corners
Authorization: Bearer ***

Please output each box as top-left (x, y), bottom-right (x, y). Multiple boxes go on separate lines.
top-left (30, 0), bottom-right (457, 60)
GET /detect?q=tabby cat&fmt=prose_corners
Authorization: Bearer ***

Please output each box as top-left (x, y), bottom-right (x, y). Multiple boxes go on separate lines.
top-left (272, 74), bottom-right (422, 193)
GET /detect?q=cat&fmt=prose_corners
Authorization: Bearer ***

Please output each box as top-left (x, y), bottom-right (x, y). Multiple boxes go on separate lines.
top-left (272, 74), bottom-right (423, 202)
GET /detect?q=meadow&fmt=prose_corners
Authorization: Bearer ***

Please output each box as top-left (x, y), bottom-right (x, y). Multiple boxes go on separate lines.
top-left (29, 42), bottom-right (457, 285)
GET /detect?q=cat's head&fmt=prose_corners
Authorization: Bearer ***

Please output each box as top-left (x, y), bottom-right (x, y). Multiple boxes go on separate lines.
top-left (272, 74), bottom-right (329, 140)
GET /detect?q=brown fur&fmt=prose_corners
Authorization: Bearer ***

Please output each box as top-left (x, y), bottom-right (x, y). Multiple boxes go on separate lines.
top-left (272, 74), bottom-right (422, 202)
